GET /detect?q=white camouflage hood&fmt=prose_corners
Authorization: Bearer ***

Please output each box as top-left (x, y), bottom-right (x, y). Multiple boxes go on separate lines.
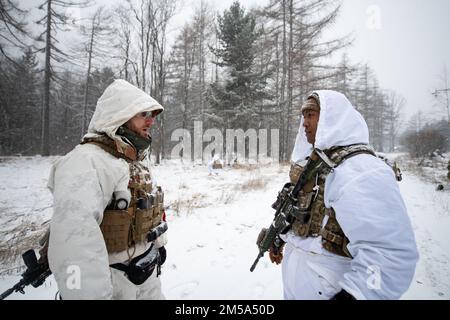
top-left (84, 79), bottom-right (164, 141)
top-left (291, 90), bottom-right (369, 162)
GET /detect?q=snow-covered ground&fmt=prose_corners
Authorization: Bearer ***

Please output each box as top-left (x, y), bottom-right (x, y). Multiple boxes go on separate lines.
top-left (0, 155), bottom-right (449, 300)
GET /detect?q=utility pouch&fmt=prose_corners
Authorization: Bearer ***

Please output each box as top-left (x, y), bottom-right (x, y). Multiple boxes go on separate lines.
top-left (289, 163), bottom-right (304, 184)
top-left (100, 210), bottom-right (132, 253)
top-left (298, 192), bottom-right (314, 211)
top-left (111, 244), bottom-right (165, 286)
top-left (134, 208), bottom-right (154, 242)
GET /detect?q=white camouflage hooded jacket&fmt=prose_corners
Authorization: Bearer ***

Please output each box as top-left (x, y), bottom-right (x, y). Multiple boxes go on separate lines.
top-left (286, 90), bottom-right (419, 299)
top-left (47, 79), bottom-right (166, 299)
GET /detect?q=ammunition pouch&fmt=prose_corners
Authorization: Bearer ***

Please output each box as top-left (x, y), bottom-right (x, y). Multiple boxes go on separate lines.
top-left (287, 145), bottom-right (378, 258)
top-left (111, 245), bottom-right (166, 286)
top-left (100, 209), bottom-right (133, 253)
top-left (100, 190), bottom-right (166, 253)
top-left (82, 135), bottom-right (166, 255)
top-left (289, 163), bottom-right (304, 184)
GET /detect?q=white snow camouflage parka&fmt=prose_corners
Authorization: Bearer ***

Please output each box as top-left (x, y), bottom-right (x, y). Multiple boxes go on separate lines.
top-left (283, 90), bottom-right (419, 300)
top-left (47, 79), bottom-right (166, 299)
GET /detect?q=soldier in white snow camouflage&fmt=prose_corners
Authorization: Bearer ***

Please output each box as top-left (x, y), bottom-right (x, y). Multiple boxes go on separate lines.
top-left (265, 90), bottom-right (419, 300)
top-left (47, 79), bottom-right (168, 300)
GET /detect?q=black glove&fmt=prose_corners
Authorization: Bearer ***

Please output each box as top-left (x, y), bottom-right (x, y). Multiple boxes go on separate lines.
top-left (330, 289), bottom-right (356, 300)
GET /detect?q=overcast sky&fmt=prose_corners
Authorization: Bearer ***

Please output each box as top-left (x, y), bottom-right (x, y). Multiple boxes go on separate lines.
top-left (197, 0), bottom-right (450, 122)
top-left (336, 0), bottom-right (450, 122)
top-left (23, 0), bottom-right (450, 123)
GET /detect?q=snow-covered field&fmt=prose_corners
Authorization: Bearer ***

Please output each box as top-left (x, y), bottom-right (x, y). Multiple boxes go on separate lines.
top-left (0, 155), bottom-right (449, 300)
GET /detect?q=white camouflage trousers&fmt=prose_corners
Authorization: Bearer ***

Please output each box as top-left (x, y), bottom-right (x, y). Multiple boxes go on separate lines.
top-left (282, 242), bottom-right (352, 300)
top-left (111, 267), bottom-right (165, 300)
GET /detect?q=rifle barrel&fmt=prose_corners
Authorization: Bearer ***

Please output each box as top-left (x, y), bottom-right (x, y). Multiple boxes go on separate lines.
top-left (0, 280), bottom-right (25, 300)
top-left (0, 288), bottom-right (15, 300)
top-left (250, 252), bottom-right (263, 272)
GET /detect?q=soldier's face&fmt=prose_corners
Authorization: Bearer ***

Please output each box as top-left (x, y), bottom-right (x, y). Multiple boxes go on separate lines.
top-left (302, 110), bottom-right (320, 145)
top-left (125, 111), bottom-right (156, 138)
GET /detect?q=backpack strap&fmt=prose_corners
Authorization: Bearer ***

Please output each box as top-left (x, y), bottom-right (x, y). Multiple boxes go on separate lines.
top-left (324, 144), bottom-right (376, 170)
top-left (81, 135), bottom-right (136, 162)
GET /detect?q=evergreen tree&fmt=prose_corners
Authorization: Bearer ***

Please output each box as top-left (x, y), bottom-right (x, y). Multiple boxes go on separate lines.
top-left (14, 47), bottom-right (41, 154)
top-left (52, 70), bottom-right (83, 155)
top-left (0, 48), bottom-right (41, 155)
top-left (209, 1), bottom-right (270, 131)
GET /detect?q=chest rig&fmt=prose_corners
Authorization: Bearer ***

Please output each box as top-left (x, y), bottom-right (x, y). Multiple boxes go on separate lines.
top-left (289, 144), bottom-right (376, 258)
top-left (81, 135), bottom-right (165, 256)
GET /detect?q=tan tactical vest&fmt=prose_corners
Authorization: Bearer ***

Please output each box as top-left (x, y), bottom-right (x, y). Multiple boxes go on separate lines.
top-left (81, 135), bottom-right (165, 255)
top-left (289, 145), bottom-right (376, 258)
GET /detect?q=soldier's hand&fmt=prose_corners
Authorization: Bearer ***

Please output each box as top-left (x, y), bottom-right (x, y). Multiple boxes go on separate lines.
top-left (269, 244), bottom-right (284, 265)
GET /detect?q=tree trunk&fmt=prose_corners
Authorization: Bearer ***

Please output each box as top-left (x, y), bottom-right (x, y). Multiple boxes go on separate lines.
top-left (41, 0), bottom-right (52, 156)
top-left (280, 0), bottom-right (287, 161)
top-left (82, 20), bottom-right (95, 137)
top-left (199, 0), bottom-right (206, 124)
top-left (286, 0), bottom-right (293, 157)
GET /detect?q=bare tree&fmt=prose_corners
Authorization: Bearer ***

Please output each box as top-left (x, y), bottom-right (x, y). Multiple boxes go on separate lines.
top-left (327, 53), bottom-right (359, 100)
top-left (164, 23), bottom-right (198, 161)
top-left (114, 5), bottom-right (132, 82)
top-left (193, 0), bottom-right (215, 124)
top-left (258, 0), bottom-right (351, 160)
top-left (149, 0), bottom-right (177, 163)
top-left (36, 0), bottom-right (91, 156)
top-left (0, 0), bottom-right (30, 63)
top-left (128, 0), bottom-right (155, 91)
top-left (372, 87), bottom-right (386, 151)
top-left (123, 0), bottom-right (177, 162)
top-left (78, 6), bottom-right (112, 137)
top-left (432, 65), bottom-right (450, 123)
top-left (177, 24), bottom-right (197, 129)
top-left (402, 126), bottom-right (447, 158)
top-left (384, 90), bottom-right (405, 152)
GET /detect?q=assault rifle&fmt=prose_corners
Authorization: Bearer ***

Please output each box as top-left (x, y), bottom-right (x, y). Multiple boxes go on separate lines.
top-left (0, 249), bottom-right (52, 300)
top-left (250, 149), bottom-right (335, 272)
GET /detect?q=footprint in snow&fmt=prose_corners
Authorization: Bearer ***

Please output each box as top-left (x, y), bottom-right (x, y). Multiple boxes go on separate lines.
top-left (169, 281), bottom-right (199, 299)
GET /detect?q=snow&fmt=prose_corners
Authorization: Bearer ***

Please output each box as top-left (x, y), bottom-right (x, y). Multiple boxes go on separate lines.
top-left (399, 174), bottom-right (450, 299)
top-left (0, 155), bottom-right (449, 300)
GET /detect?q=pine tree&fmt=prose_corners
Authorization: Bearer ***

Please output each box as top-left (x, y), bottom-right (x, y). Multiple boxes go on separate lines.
top-left (0, 47), bottom-right (41, 155)
top-left (209, 1), bottom-right (270, 131)
top-left (15, 48), bottom-right (41, 154)
top-left (51, 71), bottom-right (83, 155)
